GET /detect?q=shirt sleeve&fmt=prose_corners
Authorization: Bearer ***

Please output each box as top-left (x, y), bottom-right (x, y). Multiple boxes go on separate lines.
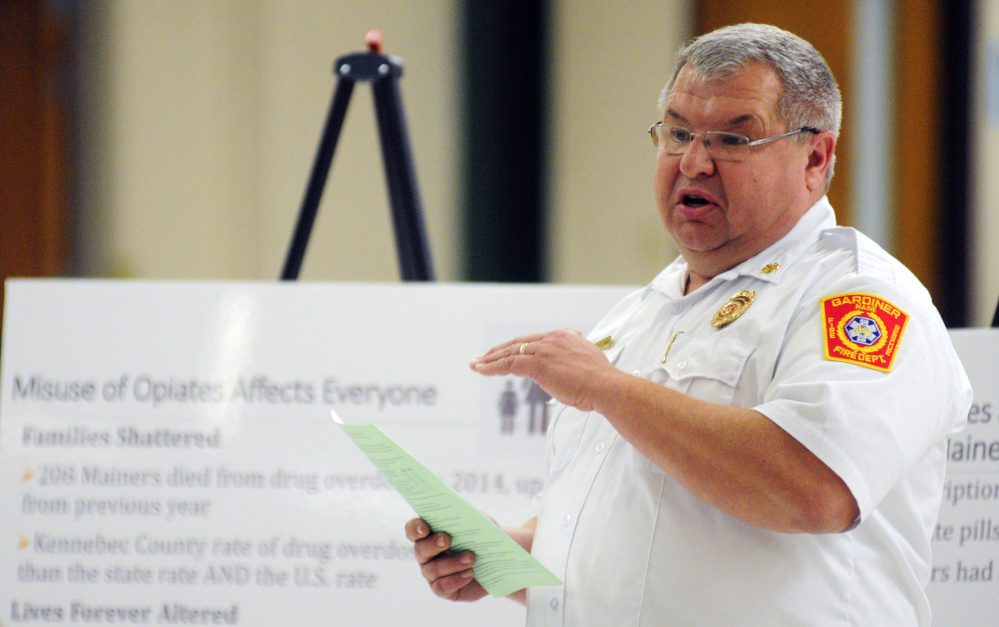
top-left (754, 273), bottom-right (972, 520)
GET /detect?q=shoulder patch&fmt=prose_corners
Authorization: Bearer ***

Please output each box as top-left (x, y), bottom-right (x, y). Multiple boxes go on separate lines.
top-left (821, 293), bottom-right (909, 372)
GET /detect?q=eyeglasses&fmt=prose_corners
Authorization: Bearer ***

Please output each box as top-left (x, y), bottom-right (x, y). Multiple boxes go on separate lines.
top-left (648, 122), bottom-right (819, 161)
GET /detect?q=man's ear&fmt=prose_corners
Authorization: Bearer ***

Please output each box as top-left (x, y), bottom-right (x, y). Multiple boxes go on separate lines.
top-left (804, 131), bottom-right (836, 192)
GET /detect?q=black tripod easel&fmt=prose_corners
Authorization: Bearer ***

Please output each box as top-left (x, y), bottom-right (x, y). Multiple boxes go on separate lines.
top-left (281, 31), bottom-right (434, 281)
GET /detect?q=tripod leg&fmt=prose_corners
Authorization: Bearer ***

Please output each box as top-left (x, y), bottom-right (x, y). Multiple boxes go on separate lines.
top-left (373, 75), bottom-right (435, 281)
top-left (280, 78), bottom-right (356, 280)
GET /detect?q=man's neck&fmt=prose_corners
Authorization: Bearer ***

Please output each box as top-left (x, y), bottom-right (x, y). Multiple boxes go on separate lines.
top-left (684, 272), bottom-right (709, 295)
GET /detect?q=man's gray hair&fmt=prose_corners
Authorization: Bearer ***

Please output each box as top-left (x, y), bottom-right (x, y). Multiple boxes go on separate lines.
top-left (659, 23), bottom-right (842, 187)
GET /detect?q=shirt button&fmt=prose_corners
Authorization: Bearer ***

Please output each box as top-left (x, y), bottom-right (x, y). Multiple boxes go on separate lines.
top-left (631, 369), bottom-right (642, 377)
top-left (594, 441), bottom-right (605, 454)
top-left (677, 360), bottom-right (687, 370)
top-left (550, 598), bottom-right (560, 611)
top-left (561, 514), bottom-right (572, 526)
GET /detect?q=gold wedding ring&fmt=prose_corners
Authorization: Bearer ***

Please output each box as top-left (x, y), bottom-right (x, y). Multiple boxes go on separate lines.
top-left (519, 343), bottom-right (528, 355)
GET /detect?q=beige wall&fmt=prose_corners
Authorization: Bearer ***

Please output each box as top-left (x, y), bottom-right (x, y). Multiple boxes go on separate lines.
top-left (80, 0), bottom-right (461, 281)
top-left (549, 1), bottom-right (689, 284)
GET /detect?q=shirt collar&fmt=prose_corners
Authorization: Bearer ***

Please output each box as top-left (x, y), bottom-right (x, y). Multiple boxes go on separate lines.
top-left (647, 196), bottom-right (837, 299)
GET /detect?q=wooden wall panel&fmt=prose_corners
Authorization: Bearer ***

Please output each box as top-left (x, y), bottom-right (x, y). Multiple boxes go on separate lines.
top-left (0, 0), bottom-right (68, 332)
top-left (893, 2), bottom-right (943, 310)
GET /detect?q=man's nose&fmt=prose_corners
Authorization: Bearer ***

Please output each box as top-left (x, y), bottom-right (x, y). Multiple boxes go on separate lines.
top-left (678, 136), bottom-right (716, 179)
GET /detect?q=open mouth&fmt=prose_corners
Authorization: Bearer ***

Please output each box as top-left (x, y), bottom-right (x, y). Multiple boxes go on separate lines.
top-left (682, 194), bottom-right (711, 207)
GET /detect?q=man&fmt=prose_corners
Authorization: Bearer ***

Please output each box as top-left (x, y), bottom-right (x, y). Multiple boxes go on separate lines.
top-left (406, 23), bottom-right (972, 625)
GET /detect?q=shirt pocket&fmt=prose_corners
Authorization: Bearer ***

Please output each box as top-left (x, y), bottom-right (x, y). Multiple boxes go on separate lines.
top-left (546, 342), bottom-right (628, 473)
top-left (658, 335), bottom-right (754, 406)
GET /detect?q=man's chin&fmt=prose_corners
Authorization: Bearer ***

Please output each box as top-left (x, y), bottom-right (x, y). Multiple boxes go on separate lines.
top-left (670, 223), bottom-right (726, 254)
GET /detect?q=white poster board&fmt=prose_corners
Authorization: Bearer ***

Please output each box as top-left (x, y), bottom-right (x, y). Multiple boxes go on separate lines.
top-left (2, 281), bottom-right (996, 625)
top-left (926, 328), bottom-right (999, 624)
top-left (0, 280), bottom-right (632, 626)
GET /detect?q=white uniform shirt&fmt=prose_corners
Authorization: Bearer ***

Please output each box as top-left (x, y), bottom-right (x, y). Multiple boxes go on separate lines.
top-left (526, 198), bottom-right (972, 626)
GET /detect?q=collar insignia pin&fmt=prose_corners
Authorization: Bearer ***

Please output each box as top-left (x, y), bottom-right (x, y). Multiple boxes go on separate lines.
top-left (762, 263), bottom-right (780, 274)
top-left (711, 291), bottom-right (755, 328)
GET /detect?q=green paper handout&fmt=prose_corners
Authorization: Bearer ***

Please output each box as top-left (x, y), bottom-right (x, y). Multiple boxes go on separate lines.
top-left (330, 410), bottom-right (562, 597)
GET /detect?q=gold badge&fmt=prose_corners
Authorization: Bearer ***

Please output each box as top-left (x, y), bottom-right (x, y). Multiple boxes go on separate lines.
top-left (711, 291), bottom-right (755, 328)
top-left (762, 263), bottom-right (780, 274)
top-left (595, 336), bottom-right (613, 350)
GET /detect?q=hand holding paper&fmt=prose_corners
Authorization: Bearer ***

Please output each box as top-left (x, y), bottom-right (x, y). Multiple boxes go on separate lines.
top-left (330, 410), bottom-right (561, 597)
